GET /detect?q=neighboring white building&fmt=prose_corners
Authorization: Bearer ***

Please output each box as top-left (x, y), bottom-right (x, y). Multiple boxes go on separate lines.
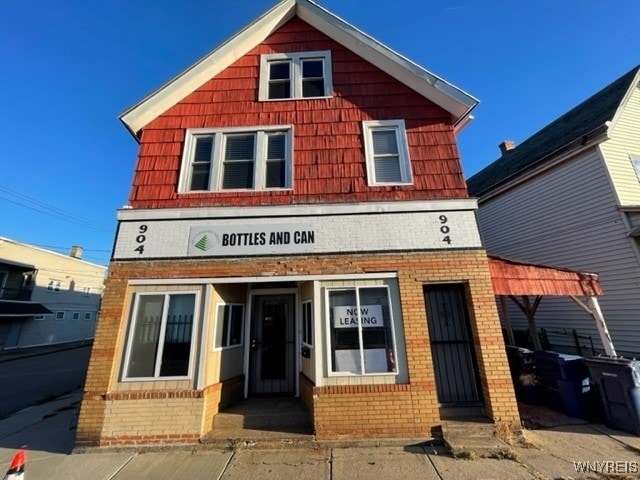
top-left (467, 66), bottom-right (640, 358)
top-left (0, 237), bottom-right (106, 348)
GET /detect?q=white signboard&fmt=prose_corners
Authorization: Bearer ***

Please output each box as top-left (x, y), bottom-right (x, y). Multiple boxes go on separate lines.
top-left (113, 209), bottom-right (482, 260)
top-left (333, 305), bottom-right (384, 328)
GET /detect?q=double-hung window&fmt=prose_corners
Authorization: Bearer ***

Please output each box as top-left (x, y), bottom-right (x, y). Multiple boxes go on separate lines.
top-left (47, 280), bottom-right (61, 293)
top-left (259, 51), bottom-right (332, 100)
top-left (362, 120), bottom-right (412, 185)
top-left (123, 292), bottom-right (197, 380)
top-left (181, 127), bottom-right (292, 192)
top-left (327, 286), bottom-right (398, 375)
top-left (214, 303), bottom-right (244, 349)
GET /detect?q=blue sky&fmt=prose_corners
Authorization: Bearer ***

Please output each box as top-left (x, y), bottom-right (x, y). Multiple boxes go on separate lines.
top-left (1, 0), bottom-right (639, 266)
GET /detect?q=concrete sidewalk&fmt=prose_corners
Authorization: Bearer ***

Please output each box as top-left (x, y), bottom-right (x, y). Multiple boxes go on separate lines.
top-left (1, 393), bottom-right (638, 479)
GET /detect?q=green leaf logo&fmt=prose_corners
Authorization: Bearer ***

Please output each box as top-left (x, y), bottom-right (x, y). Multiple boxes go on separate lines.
top-left (194, 235), bottom-right (211, 252)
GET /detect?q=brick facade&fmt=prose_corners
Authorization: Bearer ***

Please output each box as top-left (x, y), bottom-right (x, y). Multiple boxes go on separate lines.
top-left (76, 250), bottom-right (519, 446)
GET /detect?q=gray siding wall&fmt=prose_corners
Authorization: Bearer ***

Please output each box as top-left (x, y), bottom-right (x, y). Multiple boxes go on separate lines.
top-left (477, 148), bottom-right (640, 356)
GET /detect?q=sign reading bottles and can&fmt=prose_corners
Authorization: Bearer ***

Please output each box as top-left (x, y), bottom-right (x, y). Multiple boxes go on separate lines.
top-left (188, 225), bottom-right (316, 256)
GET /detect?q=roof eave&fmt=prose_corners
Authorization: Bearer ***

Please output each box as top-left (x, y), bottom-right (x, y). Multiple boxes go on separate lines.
top-left (473, 124), bottom-right (610, 202)
top-left (119, 0), bottom-right (478, 140)
top-left (605, 68), bottom-right (640, 135)
top-left (119, 0), bottom-right (297, 140)
top-left (296, 0), bottom-right (478, 123)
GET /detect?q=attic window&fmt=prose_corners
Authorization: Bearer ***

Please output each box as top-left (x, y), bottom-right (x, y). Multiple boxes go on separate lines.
top-left (259, 51), bottom-right (332, 101)
top-left (362, 120), bottom-right (413, 185)
top-left (179, 126), bottom-right (293, 192)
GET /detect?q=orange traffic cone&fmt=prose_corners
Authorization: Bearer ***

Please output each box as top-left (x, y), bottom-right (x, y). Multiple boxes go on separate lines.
top-left (2, 450), bottom-right (25, 480)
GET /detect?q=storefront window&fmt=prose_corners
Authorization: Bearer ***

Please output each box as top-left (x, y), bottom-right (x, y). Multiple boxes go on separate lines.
top-left (327, 286), bottom-right (397, 375)
top-left (124, 292), bottom-right (196, 379)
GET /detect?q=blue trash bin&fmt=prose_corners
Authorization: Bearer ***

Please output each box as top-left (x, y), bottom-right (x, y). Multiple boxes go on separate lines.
top-left (585, 357), bottom-right (640, 435)
top-left (532, 351), bottom-right (591, 418)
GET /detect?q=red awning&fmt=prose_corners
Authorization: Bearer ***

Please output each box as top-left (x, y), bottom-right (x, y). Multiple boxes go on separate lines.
top-left (487, 255), bottom-right (602, 297)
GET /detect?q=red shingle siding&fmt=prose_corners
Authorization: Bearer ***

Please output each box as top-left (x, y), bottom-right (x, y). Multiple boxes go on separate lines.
top-left (129, 18), bottom-right (467, 208)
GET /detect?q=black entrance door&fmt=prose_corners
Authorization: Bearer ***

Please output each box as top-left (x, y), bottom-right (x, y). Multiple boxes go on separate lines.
top-left (249, 294), bottom-right (295, 395)
top-left (424, 284), bottom-right (481, 406)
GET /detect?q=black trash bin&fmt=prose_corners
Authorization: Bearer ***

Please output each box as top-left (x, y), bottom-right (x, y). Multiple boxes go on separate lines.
top-left (505, 346), bottom-right (543, 404)
top-left (585, 357), bottom-right (640, 435)
top-left (533, 350), bottom-right (591, 418)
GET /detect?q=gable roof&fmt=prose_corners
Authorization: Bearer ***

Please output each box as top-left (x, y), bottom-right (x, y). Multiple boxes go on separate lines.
top-left (467, 65), bottom-right (640, 198)
top-left (120, 0), bottom-right (478, 139)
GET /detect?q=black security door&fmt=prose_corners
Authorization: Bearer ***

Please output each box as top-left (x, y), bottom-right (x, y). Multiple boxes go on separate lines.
top-left (424, 284), bottom-right (482, 406)
top-left (249, 295), bottom-right (295, 395)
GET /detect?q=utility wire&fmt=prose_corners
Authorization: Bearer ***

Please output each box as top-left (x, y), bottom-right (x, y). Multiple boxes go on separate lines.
top-left (0, 185), bottom-right (113, 232)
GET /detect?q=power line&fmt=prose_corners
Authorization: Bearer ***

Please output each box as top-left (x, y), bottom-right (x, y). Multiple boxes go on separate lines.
top-left (0, 184), bottom-right (113, 232)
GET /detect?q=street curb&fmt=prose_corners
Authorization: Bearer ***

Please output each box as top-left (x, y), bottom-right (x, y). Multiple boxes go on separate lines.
top-left (0, 341), bottom-right (93, 363)
top-left (73, 437), bottom-right (441, 455)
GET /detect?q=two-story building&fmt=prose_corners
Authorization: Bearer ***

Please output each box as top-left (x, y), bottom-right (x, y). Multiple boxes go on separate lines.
top-left (468, 66), bottom-right (640, 358)
top-left (0, 237), bottom-right (106, 348)
top-left (76, 0), bottom-right (520, 447)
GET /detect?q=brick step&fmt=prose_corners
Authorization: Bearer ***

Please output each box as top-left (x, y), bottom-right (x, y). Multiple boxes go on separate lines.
top-left (441, 419), bottom-right (511, 458)
top-left (213, 410), bottom-right (312, 430)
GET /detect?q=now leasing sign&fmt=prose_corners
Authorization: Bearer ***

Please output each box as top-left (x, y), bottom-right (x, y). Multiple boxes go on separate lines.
top-left (333, 305), bottom-right (384, 328)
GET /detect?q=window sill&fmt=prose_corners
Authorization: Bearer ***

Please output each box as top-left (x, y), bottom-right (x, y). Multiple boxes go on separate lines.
top-left (327, 371), bottom-right (399, 378)
top-left (368, 182), bottom-right (414, 187)
top-left (260, 95), bottom-right (333, 102)
top-left (120, 376), bottom-right (192, 382)
top-left (177, 188), bottom-right (294, 194)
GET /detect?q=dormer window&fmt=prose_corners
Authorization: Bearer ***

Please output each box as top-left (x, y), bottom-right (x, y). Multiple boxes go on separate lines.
top-left (180, 126), bottom-right (293, 192)
top-left (259, 51), bottom-right (332, 101)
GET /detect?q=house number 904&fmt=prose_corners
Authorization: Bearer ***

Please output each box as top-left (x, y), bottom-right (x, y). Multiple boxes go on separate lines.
top-left (439, 215), bottom-right (451, 245)
top-left (134, 224), bottom-right (148, 254)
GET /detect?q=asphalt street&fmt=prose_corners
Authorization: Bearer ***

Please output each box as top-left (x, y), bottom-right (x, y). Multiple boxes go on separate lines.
top-left (0, 346), bottom-right (91, 418)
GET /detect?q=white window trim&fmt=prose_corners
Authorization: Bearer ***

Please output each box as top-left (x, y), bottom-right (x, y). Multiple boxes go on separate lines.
top-left (84, 312), bottom-right (92, 321)
top-left (122, 290), bottom-right (200, 382)
top-left (213, 302), bottom-right (245, 351)
top-left (362, 119), bottom-right (413, 186)
top-left (630, 155), bottom-right (640, 181)
top-left (72, 312), bottom-right (81, 321)
top-left (47, 280), bottom-right (62, 293)
top-left (301, 299), bottom-right (313, 348)
top-left (324, 285), bottom-right (399, 377)
top-left (55, 311), bottom-right (65, 320)
top-left (259, 50), bottom-right (333, 101)
top-left (179, 125), bottom-right (294, 193)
